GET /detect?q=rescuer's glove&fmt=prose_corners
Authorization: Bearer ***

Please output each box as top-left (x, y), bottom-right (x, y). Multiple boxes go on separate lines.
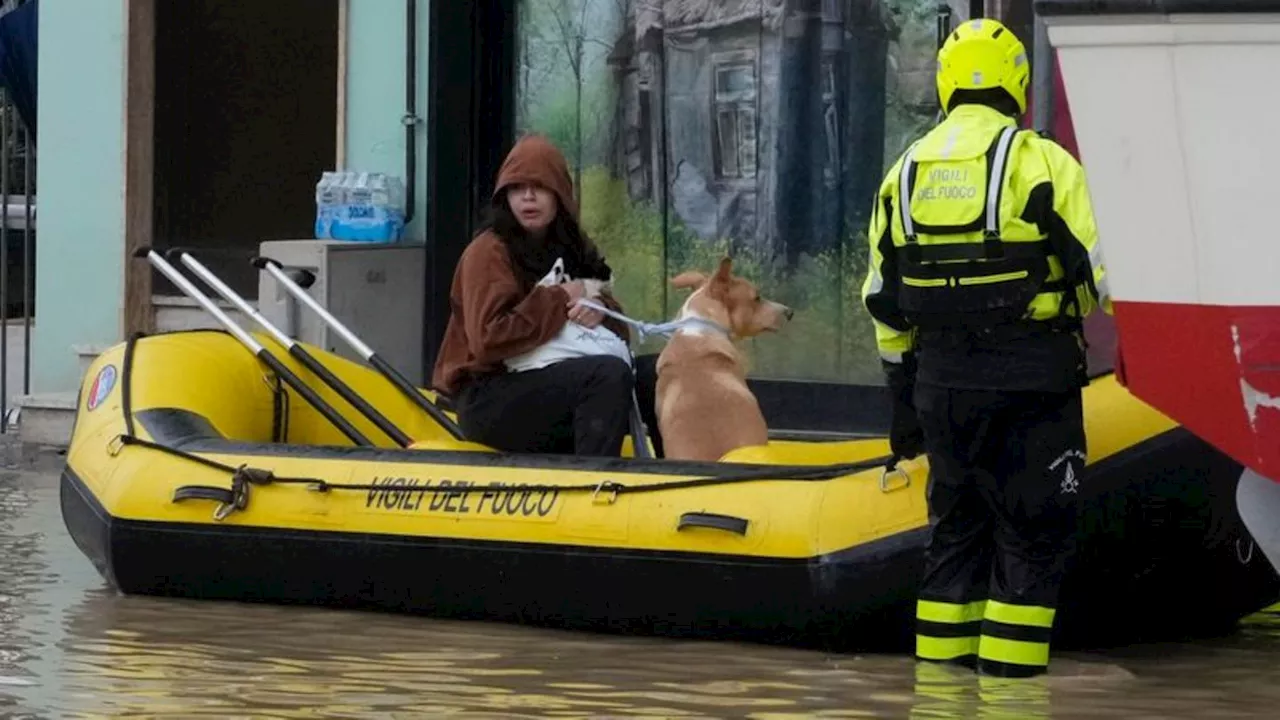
top-left (883, 350), bottom-right (925, 464)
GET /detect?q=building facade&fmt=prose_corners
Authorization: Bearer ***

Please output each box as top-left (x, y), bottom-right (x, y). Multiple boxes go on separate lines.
top-left (24, 0), bottom-right (1103, 436)
top-left (30, 0), bottom-right (429, 395)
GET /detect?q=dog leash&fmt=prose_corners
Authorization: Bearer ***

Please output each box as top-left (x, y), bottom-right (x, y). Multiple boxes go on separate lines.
top-left (574, 299), bottom-right (729, 343)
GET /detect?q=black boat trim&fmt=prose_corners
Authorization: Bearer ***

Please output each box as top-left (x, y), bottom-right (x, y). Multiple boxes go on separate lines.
top-left (58, 462), bottom-right (937, 651)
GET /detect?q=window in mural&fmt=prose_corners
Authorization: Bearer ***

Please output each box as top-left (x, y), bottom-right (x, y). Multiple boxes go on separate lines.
top-left (515, 0), bottom-right (945, 384)
top-left (820, 56), bottom-right (838, 187)
top-left (712, 54), bottom-right (759, 180)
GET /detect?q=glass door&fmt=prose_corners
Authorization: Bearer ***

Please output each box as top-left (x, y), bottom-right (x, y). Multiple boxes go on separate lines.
top-left (513, 0), bottom-right (947, 386)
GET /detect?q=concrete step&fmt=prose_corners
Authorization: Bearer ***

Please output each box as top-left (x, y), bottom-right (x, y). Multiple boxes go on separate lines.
top-left (155, 294), bottom-right (254, 333)
top-left (73, 343), bottom-right (113, 383)
top-left (14, 391), bottom-right (77, 449)
top-left (70, 297), bottom-right (257, 384)
top-left (12, 295), bottom-right (256, 452)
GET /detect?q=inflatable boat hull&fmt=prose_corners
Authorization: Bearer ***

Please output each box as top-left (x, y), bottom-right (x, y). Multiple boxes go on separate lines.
top-left (60, 331), bottom-right (1280, 652)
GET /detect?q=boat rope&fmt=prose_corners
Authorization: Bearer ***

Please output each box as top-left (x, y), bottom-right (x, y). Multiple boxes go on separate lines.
top-left (111, 331), bottom-right (328, 521)
top-left (112, 436), bottom-right (333, 522)
top-left (112, 428), bottom-right (899, 521)
top-left (120, 331), bottom-right (140, 439)
top-left (290, 456), bottom-right (897, 495)
top-left (109, 333), bottom-right (905, 522)
top-left (574, 299), bottom-right (729, 342)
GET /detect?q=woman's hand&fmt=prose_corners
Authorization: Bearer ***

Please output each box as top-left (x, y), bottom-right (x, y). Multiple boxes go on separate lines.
top-left (557, 280), bottom-right (605, 326)
top-left (567, 302), bottom-right (606, 328)
top-left (560, 279), bottom-right (587, 304)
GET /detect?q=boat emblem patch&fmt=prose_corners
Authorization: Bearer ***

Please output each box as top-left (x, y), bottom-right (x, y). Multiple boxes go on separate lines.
top-left (86, 364), bottom-right (118, 412)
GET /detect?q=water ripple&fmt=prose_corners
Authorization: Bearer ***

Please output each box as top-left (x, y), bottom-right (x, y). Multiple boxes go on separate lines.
top-left (0, 471), bottom-right (1278, 718)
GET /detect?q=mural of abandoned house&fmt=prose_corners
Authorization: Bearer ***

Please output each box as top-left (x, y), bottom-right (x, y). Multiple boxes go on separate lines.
top-left (605, 0), bottom-right (937, 264)
top-left (515, 0), bottom-right (948, 383)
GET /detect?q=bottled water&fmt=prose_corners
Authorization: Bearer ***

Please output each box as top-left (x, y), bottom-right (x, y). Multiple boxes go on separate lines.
top-left (314, 171), bottom-right (343, 239)
top-left (314, 171), bottom-right (406, 242)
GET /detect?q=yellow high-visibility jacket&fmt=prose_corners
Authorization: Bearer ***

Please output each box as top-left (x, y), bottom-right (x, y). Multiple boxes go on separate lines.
top-left (861, 103), bottom-right (1111, 384)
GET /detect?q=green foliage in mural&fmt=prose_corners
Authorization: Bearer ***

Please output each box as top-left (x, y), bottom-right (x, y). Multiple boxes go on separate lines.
top-left (576, 167), bottom-right (882, 383)
top-left (515, 0), bottom-right (945, 385)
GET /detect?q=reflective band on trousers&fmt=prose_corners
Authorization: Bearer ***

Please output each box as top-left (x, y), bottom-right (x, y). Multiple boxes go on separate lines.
top-left (915, 599), bottom-right (986, 661)
top-left (917, 634), bottom-right (978, 661)
top-left (984, 599), bottom-right (1055, 628)
top-left (916, 599), bottom-right (1056, 666)
top-left (979, 635), bottom-right (1050, 667)
top-left (917, 599), bottom-right (986, 624)
top-left (978, 600), bottom-right (1057, 669)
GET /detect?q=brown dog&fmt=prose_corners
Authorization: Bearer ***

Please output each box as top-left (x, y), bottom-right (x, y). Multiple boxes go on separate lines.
top-left (654, 257), bottom-right (794, 462)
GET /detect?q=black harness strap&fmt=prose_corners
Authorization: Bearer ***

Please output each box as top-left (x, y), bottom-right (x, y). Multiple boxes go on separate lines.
top-left (907, 241), bottom-right (1045, 264)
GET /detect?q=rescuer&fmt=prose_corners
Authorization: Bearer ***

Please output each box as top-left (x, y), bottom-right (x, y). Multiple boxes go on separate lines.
top-left (861, 17), bottom-right (1112, 678)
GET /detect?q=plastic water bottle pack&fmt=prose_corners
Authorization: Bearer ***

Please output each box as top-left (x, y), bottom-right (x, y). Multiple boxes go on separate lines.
top-left (315, 171), bottom-right (407, 242)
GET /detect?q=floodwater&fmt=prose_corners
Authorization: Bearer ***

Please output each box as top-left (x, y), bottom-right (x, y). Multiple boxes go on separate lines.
top-left (2, 465), bottom-right (1279, 720)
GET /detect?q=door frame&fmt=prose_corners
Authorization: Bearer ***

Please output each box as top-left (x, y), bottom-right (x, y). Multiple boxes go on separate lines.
top-left (422, 0), bottom-right (517, 377)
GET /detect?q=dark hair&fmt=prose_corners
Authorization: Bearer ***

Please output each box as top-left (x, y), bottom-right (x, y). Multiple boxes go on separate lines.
top-left (478, 191), bottom-right (613, 292)
top-left (947, 87), bottom-right (1022, 118)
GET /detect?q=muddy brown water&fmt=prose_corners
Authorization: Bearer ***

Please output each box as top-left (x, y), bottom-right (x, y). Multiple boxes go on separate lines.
top-left (2, 468), bottom-right (1278, 719)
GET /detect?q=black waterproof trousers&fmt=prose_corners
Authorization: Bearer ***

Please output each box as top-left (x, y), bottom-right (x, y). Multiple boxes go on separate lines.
top-left (455, 354), bottom-right (664, 458)
top-left (912, 382), bottom-right (1085, 678)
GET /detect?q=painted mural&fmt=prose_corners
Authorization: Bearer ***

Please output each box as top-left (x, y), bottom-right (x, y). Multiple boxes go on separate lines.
top-left (515, 0), bottom-right (948, 384)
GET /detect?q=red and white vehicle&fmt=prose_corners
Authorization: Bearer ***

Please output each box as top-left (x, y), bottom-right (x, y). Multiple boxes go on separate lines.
top-left (1037, 0), bottom-right (1280, 571)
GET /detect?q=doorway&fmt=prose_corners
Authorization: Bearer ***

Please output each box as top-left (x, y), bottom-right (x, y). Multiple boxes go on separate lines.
top-left (152, 0), bottom-right (339, 299)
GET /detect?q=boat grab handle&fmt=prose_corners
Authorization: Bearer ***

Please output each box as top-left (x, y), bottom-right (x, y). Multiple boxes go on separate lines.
top-left (173, 486), bottom-right (235, 505)
top-left (172, 484), bottom-right (243, 520)
top-left (677, 511), bottom-right (749, 536)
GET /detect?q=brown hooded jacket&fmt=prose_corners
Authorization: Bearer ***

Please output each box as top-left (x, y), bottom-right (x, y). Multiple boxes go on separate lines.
top-left (430, 134), bottom-right (631, 396)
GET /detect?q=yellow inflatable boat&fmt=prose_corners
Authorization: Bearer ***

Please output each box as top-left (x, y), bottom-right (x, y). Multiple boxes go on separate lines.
top-left (60, 328), bottom-right (1280, 652)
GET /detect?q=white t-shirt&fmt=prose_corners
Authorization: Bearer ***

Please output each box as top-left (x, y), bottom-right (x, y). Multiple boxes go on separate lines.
top-left (503, 257), bottom-right (633, 373)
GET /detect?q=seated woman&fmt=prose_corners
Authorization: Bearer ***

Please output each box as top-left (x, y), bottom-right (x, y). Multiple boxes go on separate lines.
top-left (431, 134), bottom-right (664, 457)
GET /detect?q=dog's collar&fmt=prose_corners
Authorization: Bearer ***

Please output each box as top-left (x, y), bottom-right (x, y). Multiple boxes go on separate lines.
top-left (573, 299), bottom-right (731, 342)
top-left (669, 315), bottom-right (732, 338)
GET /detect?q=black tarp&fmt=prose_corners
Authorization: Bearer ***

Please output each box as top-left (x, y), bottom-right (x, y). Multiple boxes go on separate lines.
top-left (0, 0), bottom-right (37, 142)
top-left (1036, 0), bottom-right (1280, 15)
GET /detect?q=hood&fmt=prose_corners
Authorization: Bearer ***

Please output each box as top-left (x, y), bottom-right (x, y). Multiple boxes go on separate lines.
top-left (491, 134), bottom-right (579, 220)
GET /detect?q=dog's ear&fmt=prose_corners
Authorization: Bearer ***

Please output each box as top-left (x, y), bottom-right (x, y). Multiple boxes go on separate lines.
top-left (704, 256), bottom-right (734, 298)
top-left (670, 271), bottom-right (708, 290)
top-left (712, 256), bottom-right (733, 284)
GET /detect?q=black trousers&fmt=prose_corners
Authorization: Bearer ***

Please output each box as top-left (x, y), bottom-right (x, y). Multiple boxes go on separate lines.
top-left (912, 383), bottom-right (1085, 678)
top-left (455, 354), bottom-right (664, 458)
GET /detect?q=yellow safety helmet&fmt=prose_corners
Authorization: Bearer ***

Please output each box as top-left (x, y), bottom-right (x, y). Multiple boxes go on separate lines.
top-left (936, 18), bottom-right (1030, 116)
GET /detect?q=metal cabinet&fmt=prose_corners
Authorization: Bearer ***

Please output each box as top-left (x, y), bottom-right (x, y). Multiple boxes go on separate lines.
top-left (257, 239), bottom-right (425, 385)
